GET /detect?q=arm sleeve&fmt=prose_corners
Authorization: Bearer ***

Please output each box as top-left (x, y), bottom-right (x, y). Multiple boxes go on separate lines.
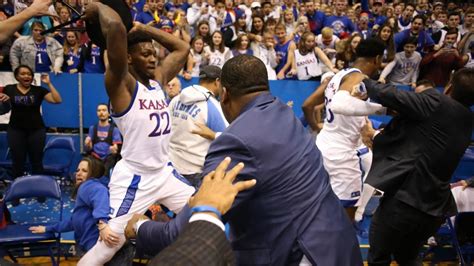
top-left (331, 90), bottom-right (386, 116)
top-left (411, 53), bottom-right (421, 84)
top-left (206, 101), bottom-right (227, 133)
top-left (112, 128), bottom-right (122, 144)
top-left (136, 205), bottom-right (192, 256)
top-left (363, 78), bottom-right (441, 120)
top-left (379, 59), bottom-right (396, 79)
top-left (89, 185), bottom-right (110, 222)
top-left (87, 125), bottom-right (94, 139)
top-left (9, 39), bottom-right (21, 70)
top-left (202, 133), bottom-right (258, 221)
top-left (45, 217), bottom-right (74, 233)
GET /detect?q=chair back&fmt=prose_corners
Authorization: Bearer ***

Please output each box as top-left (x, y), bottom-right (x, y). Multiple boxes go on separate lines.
top-left (4, 175), bottom-right (61, 202)
top-left (44, 137), bottom-right (76, 153)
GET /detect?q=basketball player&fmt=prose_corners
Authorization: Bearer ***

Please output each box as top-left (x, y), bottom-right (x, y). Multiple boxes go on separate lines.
top-left (80, 3), bottom-right (194, 265)
top-left (305, 38), bottom-right (386, 220)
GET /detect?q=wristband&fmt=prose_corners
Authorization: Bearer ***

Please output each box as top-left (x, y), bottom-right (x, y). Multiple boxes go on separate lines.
top-left (191, 205), bottom-right (222, 219)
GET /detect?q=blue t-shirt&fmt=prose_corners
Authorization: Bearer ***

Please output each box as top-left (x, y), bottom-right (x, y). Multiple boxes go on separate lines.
top-left (88, 124), bottom-right (122, 160)
top-left (64, 48), bottom-right (81, 73)
top-left (84, 46), bottom-right (105, 73)
top-left (323, 15), bottom-right (355, 38)
top-left (307, 11), bottom-right (326, 35)
top-left (275, 40), bottom-right (291, 74)
top-left (35, 42), bottom-right (51, 72)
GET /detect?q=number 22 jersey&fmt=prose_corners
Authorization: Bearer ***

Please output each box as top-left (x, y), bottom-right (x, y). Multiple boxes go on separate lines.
top-left (111, 80), bottom-right (171, 172)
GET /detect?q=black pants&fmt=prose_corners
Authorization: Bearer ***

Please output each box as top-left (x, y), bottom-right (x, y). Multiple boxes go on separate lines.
top-left (368, 196), bottom-right (444, 266)
top-left (7, 127), bottom-right (46, 178)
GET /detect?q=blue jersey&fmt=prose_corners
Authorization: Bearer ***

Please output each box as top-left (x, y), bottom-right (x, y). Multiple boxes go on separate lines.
top-left (84, 46), bottom-right (105, 73)
top-left (275, 40), bottom-right (291, 73)
top-left (64, 48), bottom-right (81, 73)
top-left (35, 42), bottom-right (51, 72)
top-left (137, 11), bottom-right (155, 25)
top-left (323, 16), bottom-right (355, 38)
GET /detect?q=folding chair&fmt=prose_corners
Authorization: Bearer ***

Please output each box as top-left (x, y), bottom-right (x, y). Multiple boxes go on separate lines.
top-left (0, 175), bottom-right (63, 266)
top-left (43, 137), bottom-right (76, 178)
top-left (447, 212), bottom-right (474, 265)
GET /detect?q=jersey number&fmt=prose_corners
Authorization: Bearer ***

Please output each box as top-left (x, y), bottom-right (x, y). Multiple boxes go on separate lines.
top-left (148, 112), bottom-right (171, 137)
top-left (324, 96), bottom-right (334, 123)
top-left (305, 66), bottom-right (310, 76)
top-left (37, 53), bottom-right (43, 64)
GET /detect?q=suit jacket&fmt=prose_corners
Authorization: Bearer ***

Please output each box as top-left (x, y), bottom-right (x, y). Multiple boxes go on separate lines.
top-left (149, 220), bottom-right (234, 266)
top-left (363, 79), bottom-right (472, 217)
top-left (201, 92), bottom-right (362, 265)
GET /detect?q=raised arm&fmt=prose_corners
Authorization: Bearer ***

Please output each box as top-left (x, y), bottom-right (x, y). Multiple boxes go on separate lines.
top-left (131, 23), bottom-right (190, 86)
top-left (0, 0), bottom-right (53, 44)
top-left (83, 2), bottom-right (134, 115)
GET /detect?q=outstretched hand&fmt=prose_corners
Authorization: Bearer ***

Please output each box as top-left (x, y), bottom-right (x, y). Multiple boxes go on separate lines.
top-left (189, 157), bottom-right (256, 215)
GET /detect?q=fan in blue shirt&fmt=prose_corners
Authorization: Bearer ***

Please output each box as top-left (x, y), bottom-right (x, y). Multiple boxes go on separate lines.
top-left (29, 157), bottom-right (119, 254)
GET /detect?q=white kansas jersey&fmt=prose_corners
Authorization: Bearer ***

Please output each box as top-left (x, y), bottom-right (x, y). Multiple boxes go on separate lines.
top-left (294, 49), bottom-right (322, 80)
top-left (112, 80), bottom-right (170, 172)
top-left (317, 68), bottom-right (366, 151)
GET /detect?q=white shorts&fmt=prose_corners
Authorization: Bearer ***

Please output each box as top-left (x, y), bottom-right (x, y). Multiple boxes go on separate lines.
top-left (107, 160), bottom-right (195, 233)
top-left (319, 145), bottom-right (372, 206)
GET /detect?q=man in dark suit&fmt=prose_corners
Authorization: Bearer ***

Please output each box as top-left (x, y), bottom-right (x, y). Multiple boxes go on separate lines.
top-left (130, 55), bottom-right (362, 265)
top-left (130, 157), bottom-right (256, 266)
top-left (362, 68), bottom-right (474, 265)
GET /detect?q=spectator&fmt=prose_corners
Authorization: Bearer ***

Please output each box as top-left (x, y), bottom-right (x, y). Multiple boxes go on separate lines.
top-left (262, 1), bottom-right (279, 22)
top-left (436, 10), bottom-right (448, 27)
top-left (186, 0), bottom-right (212, 31)
top-left (10, 21), bottom-right (63, 74)
top-left (375, 23), bottom-right (396, 69)
top-left (281, 0), bottom-right (298, 20)
top-left (168, 65), bottom-right (227, 187)
top-left (231, 33), bottom-right (253, 56)
top-left (461, 8), bottom-right (474, 36)
top-left (415, 0), bottom-right (429, 16)
top-left (196, 20), bottom-right (211, 46)
top-left (397, 3), bottom-right (415, 31)
top-left (323, 0), bottom-right (355, 38)
top-left (292, 15), bottom-right (310, 43)
top-left (20, 15), bottom-right (53, 36)
top-left (458, 25), bottom-right (474, 55)
top-left (204, 31), bottom-right (232, 68)
top-left (84, 103), bottom-right (122, 177)
top-left (29, 157), bottom-right (116, 256)
top-left (78, 42), bottom-right (105, 74)
top-left (185, 36), bottom-right (208, 79)
top-left (171, 9), bottom-right (191, 44)
top-left (281, 9), bottom-right (296, 37)
top-left (165, 77), bottom-right (182, 101)
top-left (432, 12), bottom-right (462, 48)
top-left (251, 29), bottom-right (278, 80)
top-left (361, 0), bottom-right (386, 29)
top-left (378, 37), bottom-right (421, 89)
top-left (335, 32), bottom-right (361, 69)
top-left (274, 23), bottom-right (296, 79)
top-left (290, 31), bottom-right (338, 81)
top-left (52, 6), bottom-right (72, 45)
top-left (250, 13), bottom-right (265, 38)
top-left (0, 66), bottom-right (62, 178)
top-left (386, 16), bottom-right (400, 34)
top-left (137, 0), bottom-right (165, 26)
top-left (316, 27), bottom-right (340, 67)
top-left (419, 29), bottom-right (465, 87)
top-left (303, 0), bottom-right (325, 35)
top-left (229, 9), bottom-right (248, 44)
top-left (356, 12), bottom-right (372, 39)
top-left (263, 17), bottom-right (277, 33)
top-left (394, 15), bottom-right (434, 55)
top-left (62, 31), bottom-right (81, 74)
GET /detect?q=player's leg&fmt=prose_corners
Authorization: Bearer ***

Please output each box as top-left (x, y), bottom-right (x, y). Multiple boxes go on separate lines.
top-left (155, 165), bottom-right (195, 213)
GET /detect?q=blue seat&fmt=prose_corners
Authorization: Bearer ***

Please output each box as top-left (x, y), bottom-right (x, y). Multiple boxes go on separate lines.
top-left (43, 137), bottom-right (76, 178)
top-left (0, 175), bottom-right (63, 266)
top-left (447, 212), bottom-right (474, 265)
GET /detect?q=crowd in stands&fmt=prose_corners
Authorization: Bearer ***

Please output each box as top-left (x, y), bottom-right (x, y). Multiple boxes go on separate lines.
top-left (0, 0), bottom-right (472, 83)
